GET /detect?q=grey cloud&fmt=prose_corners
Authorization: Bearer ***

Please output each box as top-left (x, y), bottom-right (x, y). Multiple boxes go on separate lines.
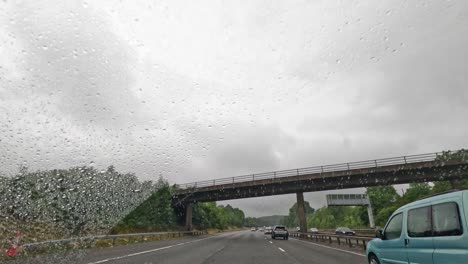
top-left (1, 0), bottom-right (468, 217)
top-left (178, 122), bottom-right (294, 183)
top-left (8, 1), bottom-right (141, 128)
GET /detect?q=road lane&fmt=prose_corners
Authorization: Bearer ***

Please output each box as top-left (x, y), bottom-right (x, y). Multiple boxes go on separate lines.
top-left (99, 230), bottom-right (297, 264)
top-left (266, 236), bottom-right (366, 264)
top-left (76, 230), bottom-right (367, 264)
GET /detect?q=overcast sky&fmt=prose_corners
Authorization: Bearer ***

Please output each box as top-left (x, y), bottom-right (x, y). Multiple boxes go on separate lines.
top-left (1, 0), bottom-right (467, 217)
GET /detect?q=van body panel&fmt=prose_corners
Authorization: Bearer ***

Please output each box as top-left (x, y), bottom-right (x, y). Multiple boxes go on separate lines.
top-left (405, 201), bottom-right (434, 264)
top-left (463, 191), bottom-right (468, 232)
top-left (373, 211), bottom-right (408, 264)
top-left (432, 194), bottom-right (468, 264)
top-left (367, 190), bottom-right (468, 264)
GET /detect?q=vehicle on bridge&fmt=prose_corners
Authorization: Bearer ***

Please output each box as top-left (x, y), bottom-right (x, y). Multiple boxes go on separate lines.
top-left (271, 225), bottom-right (289, 240)
top-left (366, 190), bottom-right (468, 264)
top-left (335, 227), bottom-right (356, 236)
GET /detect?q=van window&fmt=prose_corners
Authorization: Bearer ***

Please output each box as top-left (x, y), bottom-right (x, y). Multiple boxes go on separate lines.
top-left (408, 206), bottom-right (432, 237)
top-left (384, 213), bottom-right (403, 240)
top-left (432, 202), bottom-right (463, 236)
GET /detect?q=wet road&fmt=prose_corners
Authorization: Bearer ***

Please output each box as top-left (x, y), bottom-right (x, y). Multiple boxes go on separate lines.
top-left (79, 230), bottom-right (366, 264)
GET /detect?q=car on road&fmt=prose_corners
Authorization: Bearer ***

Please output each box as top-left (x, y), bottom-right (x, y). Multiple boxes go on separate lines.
top-left (250, 227), bottom-right (257, 231)
top-left (366, 190), bottom-right (468, 264)
top-left (271, 225), bottom-right (289, 240)
top-left (264, 226), bottom-right (273, 234)
top-left (335, 227), bottom-right (356, 236)
top-left (309, 227), bottom-right (319, 234)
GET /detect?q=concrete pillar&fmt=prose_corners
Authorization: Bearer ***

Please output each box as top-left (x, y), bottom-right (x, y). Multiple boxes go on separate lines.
top-left (185, 203), bottom-right (193, 231)
top-left (296, 191), bottom-right (307, 233)
top-left (367, 204), bottom-right (375, 229)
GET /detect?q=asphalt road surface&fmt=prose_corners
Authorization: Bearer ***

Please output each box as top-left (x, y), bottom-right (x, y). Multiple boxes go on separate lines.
top-left (77, 230), bottom-right (366, 264)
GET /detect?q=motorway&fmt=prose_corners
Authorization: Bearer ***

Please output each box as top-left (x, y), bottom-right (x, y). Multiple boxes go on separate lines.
top-left (76, 230), bottom-right (366, 264)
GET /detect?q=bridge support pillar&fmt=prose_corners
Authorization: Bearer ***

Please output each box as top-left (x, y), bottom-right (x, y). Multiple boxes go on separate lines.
top-left (185, 203), bottom-right (193, 231)
top-left (367, 204), bottom-right (375, 229)
top-left (296, 191), bottom-right (307, 233)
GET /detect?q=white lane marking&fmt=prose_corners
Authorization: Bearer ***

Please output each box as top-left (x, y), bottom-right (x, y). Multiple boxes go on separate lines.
top-left (290, 238), bottom-right (366, 257)
top-left (87, 236), bottom-right (216, 264)
top-left (269, 241), bottom-right (273, 244)
top-left (278, 247), bottom-right (286, 252)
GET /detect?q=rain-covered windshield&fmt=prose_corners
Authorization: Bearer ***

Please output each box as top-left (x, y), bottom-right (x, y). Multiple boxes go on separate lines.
top-left (1, 1), bottom-right (467, 264)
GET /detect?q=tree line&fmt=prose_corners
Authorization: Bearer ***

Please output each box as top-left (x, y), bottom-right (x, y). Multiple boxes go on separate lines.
top-left (0, 165), bottom-right (247, 242)
top-left (113, 185), bottom-right (247, 233)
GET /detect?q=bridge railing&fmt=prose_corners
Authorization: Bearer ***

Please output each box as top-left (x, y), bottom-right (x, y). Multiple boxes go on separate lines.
top-left (176, 151), bottom-right (445, 190)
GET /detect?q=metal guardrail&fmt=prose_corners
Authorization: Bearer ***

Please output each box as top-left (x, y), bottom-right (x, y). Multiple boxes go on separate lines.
top-left (22, 230), bottom-right (207, 252)
top-left (176, 151), bottom-right (445, 189)
top-left (320, 229), bottom-right (376, 236)
top-left (290, 231), bottom-right (373, 250)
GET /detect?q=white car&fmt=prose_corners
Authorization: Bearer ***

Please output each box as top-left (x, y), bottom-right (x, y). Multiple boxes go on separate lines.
top-left (309, 227), bottom-right (319, 234)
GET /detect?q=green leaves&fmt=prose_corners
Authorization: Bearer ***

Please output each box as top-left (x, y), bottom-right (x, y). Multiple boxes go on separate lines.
top-left (307, 206), bottom-right (365, 229)
top-left (114, 181), bottom-right (176, 233)
top-left (281, 202), bottom-right (315, 227)
top-left (193, 202), bottom-right (245, 230)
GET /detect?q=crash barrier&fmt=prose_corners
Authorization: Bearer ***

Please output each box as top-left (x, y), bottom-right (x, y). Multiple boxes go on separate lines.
top-left (290, 231), bottom-right (373, 250)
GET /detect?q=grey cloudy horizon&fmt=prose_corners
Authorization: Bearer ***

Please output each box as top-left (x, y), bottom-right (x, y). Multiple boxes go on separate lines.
top-left (1, 0), bottom-right (468, 217)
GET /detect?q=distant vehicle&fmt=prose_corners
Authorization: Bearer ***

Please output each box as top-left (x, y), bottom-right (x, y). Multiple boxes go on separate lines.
top-left (295, 226), bottom-right (300, 231)
top-left (309, 227), bottom-right (319, 234)
top-left (250, 227), bottom-right (257, 231)
top-left (264, 226), bottom-right (273, 234)
top-left (259, 227), bottom-right (265, 232)
top-left (367, 190), bottom-right (468, 264)
top-left (335, 227), bottom-right (356, 236)
top-left (271, 225), bottom-right (289, 240)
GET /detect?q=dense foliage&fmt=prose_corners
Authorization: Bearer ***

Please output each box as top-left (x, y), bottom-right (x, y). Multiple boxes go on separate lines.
top-left (0, 166), bottom-right (156, 237)
top-left (112, 179), bottom-right (177, 233)
top-left (244, 215), bottom-right (286, 227)
top-left (280, 201), bottom-right (314, 227)
top-left (193, 203), bottom-right (245, 230)
top-left (0, 165), bottom-right (247, 242)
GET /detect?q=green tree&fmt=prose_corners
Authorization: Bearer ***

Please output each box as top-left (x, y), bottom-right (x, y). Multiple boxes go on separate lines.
top-left (398, 183), bottom-right (431, 206)
top-left (367, 186), bottom-right (398, 214)
top-left (307, 206), bottom-right (365, 229)
top-left (281, 202), bottom-right (315, 227)
top-left (192, 202), bottom-right (245, 230)
top-left (114, 180), bottom-right (176, 233)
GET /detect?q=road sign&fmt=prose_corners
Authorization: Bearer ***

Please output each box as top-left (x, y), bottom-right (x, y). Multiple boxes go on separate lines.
top-left (326, 194), bottom-right (375, 228)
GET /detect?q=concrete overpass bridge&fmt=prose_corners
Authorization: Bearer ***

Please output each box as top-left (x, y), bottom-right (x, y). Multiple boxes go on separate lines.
top-left (172, 150), bottom-right (468, 231)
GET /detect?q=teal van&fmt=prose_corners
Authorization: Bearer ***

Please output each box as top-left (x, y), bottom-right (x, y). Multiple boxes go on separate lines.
top-left (366, 190), bottom-right (468, 264)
